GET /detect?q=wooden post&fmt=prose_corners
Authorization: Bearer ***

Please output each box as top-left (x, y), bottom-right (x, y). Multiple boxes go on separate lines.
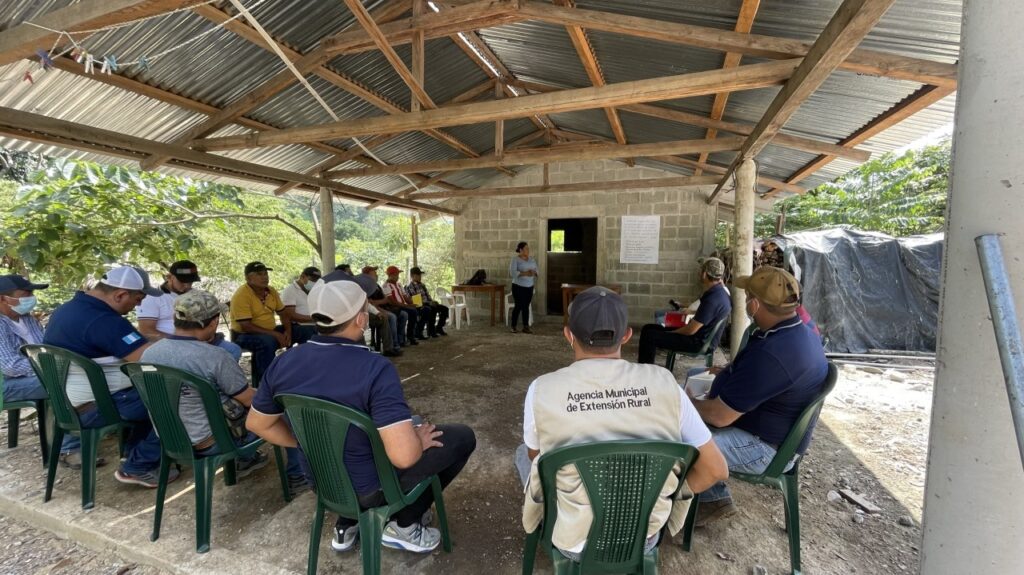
top-left (730, 158), bottom-right (757, 358)
top-left (411, 0), bottom-right (425, 113)
top-left (411, 215), bottom-right (420, 268)
top-left (495, 78), bottom-right (504, 156)
top-left (319, 185), bottom-right (336, 270)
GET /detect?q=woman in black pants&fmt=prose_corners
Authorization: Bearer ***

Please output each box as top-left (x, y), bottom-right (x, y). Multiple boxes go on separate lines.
top-left (508, 241), bottom-right (538, 333)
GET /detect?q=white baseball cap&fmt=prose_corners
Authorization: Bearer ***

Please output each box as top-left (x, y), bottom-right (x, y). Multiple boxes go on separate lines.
top-left (308, 279), bottom-right (367, 327)
top-left (99, 266), bottom-right (162, 297)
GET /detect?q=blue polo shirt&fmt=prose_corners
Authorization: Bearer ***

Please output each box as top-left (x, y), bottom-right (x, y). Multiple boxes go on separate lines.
top-left (252, 335), bottom-right (412, 494)
top-left (43, 291), bottom-right (147, 360)
top-left (692, 283), bottom-right (731, 348)
top-left (708, 315), bottom-right (828, 454)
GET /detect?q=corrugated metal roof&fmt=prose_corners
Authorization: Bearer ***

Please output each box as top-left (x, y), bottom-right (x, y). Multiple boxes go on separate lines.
top-left (0, 0), bottom-right (962, 210)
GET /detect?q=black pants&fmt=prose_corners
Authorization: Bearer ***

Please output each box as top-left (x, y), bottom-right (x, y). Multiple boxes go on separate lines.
top-left (511, 284), bottom-right (534, 329)
top-left (337, 424), bottom-right (477, 528)
top-left (637, 323), bottom-right (705, 364)
top-left (416, 304), bottom-right (448, 337)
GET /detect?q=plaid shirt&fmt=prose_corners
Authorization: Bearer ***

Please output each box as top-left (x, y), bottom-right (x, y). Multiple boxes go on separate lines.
top-left (405, 281), bottom-right (435, 305)
top-left (1, 314), bottom-right (44, 378)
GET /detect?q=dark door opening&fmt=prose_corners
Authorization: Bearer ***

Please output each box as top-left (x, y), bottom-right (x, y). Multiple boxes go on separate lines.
top-left (546, 218), bottom-right (598, 314)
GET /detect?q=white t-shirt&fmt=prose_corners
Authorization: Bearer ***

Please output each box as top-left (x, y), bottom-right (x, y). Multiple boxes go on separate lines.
top-left (137, 290), bottom-right (177, 335)
top-left (281, 282), bottom-right (313, 323)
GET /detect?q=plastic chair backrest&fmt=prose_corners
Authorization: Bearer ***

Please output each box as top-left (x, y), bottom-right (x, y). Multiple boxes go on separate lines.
top-left (120, 363), bottom-right (240, 462)
top-left (761, 362), bottom-right (839, 477)
top-left (737, 323), bottom-right (759, 354)
top-left (20, 344), bottom-right (120, 432)
top-left (275, 394), bottom-right (406, 517)
top-left (536, 440), bottom-right (699, 573)
top-left (697, 316), bottom-right (728, 356)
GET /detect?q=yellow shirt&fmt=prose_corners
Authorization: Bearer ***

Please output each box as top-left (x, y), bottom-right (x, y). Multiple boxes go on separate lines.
top-left (230, 285), bottom-right (284, 332)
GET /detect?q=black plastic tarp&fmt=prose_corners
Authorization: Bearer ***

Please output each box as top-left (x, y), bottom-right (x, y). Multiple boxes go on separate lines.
top-left (774, 229), bottom-right (943, 353)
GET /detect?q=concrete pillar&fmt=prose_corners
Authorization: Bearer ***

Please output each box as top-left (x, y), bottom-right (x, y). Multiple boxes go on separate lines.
top-left (318, 186), bottom-right (335, 270)
top-left (729, 159), bottom-right (756, 357)
top-left (920, 1), bottom-right (1024, 573)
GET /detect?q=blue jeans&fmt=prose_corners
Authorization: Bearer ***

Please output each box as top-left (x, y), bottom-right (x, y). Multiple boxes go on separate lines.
top-left (217, 338), bottom-right (242, 361)
top-left (77, 388), bottom-right (162, 476)
top-left (393, 309), bottom-right (408, 347)
top-left (195, 431), bottom-right (303, 477)
top-left (698, 426), bottom-right (794, 502)
top-left (2, 374), bottom-right (47, 402)
top-left (234, 327), bottom-right (285, 387)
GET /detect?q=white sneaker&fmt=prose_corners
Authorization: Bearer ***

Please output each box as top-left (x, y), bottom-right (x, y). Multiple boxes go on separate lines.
top-left (381, 521), bottom-right (440, 554)
top-left (331, 524), bottom-right (359, 552)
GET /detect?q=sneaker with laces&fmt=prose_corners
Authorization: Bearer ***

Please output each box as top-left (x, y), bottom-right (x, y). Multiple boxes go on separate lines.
top-left (234, 451), bottom-right (269, 479)
top-left (288, 474), bottom-right (311, 498)
top-left (381, 521), bottom-right (440, 553)
top-left (332, 524), bottom-right (359, 552)
top-left (114, 466), bottom-right (180, 489)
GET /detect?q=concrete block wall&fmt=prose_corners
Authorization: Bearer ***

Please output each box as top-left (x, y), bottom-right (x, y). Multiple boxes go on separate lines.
top-left (453, 159), bottom-right (719, 325)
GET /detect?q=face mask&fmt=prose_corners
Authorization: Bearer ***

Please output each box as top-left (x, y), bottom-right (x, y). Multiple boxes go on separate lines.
top-left (745, 298), bottom-right (759, 321)
top-left (304, 281), bottom-right (316, 291)
top-left (11, 295), bottom-right (37, 315)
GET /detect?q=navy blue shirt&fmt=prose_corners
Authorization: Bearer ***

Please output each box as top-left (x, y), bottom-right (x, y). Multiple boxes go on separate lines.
top-left (252, 335), bottom-right (412, 494)
top-left (44, 291), bottom-right (147, 359)
top-left (692, 283), bottom-right (731, 349)
top-left (708, 315), bottom-right (828, 454)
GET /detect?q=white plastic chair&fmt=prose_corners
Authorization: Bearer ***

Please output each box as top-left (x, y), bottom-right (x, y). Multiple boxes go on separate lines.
top-left (505, 291), bottom-right (534, 326)
top-left (436, 287), bottom-right (470, 329)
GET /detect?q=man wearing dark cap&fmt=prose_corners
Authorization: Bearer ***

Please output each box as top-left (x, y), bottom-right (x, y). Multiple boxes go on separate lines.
top-left (246, 281), bottom-right (476, 554)
top-left (690, 266), bottom-right (829, 527)
top-left (516, 286), bottom-right (728, 560)
top-left (230, 262), bottom-right (290, 386)
top-left (363, 266), bottom-right (410, 352)
top-left (405, 266), bottom-right (448, 337)
top-left (281, 266), bottom-right (322, 346)
top-left (0, 275), bottom-right (49, 405)
top-left (382, 265), bottom-right (422, 345)
top-left (138, 260), bottom-right (241, 360)
top-left (637, 257), bottom-right (732, 364)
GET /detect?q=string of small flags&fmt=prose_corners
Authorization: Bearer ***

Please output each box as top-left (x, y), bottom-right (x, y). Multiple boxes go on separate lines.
top-left (4, 0), bottom-right (269, 85)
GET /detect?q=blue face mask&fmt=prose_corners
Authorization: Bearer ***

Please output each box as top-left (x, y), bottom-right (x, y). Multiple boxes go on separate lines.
top-left (304, 281), bottom-right (316, 291)
top-left (11, 295), bottom-right (37, 315)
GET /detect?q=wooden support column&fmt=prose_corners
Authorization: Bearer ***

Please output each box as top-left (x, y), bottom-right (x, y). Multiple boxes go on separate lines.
top-left (411, 215), bottom-right (420, 268)
top-left (319, 184), bottom-right (336, 270)
top-left (730, 158), bottom-right (757, 358)
top-left (495, 79), bottom-right (505, 156)
top-left (411, 0), bottom-right (425, 113)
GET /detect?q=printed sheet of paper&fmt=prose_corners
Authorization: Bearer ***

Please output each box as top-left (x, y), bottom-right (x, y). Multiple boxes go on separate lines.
top-left (619, 215), bottom-right (660, 264)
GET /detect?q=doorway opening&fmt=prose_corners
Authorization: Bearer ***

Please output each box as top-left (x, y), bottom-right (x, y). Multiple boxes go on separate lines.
top-left (546, 218), bottom-right (598, 314)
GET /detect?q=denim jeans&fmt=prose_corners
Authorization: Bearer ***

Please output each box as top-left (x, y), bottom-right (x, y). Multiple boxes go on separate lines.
top-left (234, 326), bottom-right (285, 387)
top-left (77, 388), bottom-right (162, 476)
top-left (392, 309), bottom-right (408, 347)
top-left (698, 426), bottom-right (794, 502)
top-left (2, 374), bottom-right (48, 402)
top-left (217, 338), bottom-right (242, 361)
top-left (194, 431), bottom-right (303, 476)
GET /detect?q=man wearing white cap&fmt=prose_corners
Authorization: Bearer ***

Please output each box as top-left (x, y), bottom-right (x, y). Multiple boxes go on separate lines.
top-left (246, 280), bottom-right (476, 555)
top-left (44, 265), bottom-right (177, 487)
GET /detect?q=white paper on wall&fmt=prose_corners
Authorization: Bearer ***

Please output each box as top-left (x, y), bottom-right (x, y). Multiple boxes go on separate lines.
top-left (620, 215), bottom-right (660, 264)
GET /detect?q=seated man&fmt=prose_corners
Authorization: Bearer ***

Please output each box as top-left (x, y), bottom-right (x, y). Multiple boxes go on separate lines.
top-left (405, 267), bottom-right (448, 338)
top-left (0, 274), bottom-right (49, 404)
top-left (247, 281), bottom-right (475, 554)
top-left (516, 287), bottom-right (728, 559)
top-left (348, 272), bottom-right (401, 357)
top-left (362, 266), bottom-right (410, 350)
top-left (382, 266), bottom-right (423, 345)
top-left (281, 266), bottom-right (321, 346)
top-left (137, 260), bottom-right (241, 360)
top-left (638, 257), bottom-right (731, 364)
top-left (230, 262), bottom-right (290, 386)
top-left (691, 266), bottom-right (829, 526)
top-left (43, 265), bottom-right (177, 487)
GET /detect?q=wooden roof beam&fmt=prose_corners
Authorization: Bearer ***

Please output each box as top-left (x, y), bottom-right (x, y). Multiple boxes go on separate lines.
top-left (193, 59), bottom-right (799, 151)
top-left (708, 0), bottom-right (899, 204)
top-left (408, 175), bottom-right (722, 199)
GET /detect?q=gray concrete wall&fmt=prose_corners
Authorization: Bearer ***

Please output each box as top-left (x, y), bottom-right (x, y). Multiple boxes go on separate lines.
top-left (453, 160), bottom-right (717, 324)
top-left (920, 0), bottom-right (1024, 572)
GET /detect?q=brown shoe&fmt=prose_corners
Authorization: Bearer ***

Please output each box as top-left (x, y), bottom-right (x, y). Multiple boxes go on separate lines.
top-left (59, 452), bottom-right (107, 470)
top-left (522, 327), bottom-right (533, 334)
top-left (695, 497), bottom-right (738, 528)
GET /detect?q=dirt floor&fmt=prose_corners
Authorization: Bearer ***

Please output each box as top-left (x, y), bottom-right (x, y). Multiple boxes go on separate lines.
top-left (0, 317), bottom-right (934, 574)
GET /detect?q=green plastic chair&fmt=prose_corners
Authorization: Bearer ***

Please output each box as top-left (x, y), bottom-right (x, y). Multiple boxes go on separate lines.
top-left (665, 316), bottom-right (728, 372)
top-left (20, 344), bottom-right (132, 510)
top-left (682, 362), bottom-right (839, 575)
top-left (1, 372), bottom-right (50, 465)
top-left (275, 393), bottom-right (453, 575)
top-left (523, 440), bottom-right (700, 575)
top-left (121, 363), bottom-right (292, 553)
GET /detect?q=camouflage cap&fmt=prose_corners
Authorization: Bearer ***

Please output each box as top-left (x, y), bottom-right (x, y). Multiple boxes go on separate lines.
top-left (174, 289), bottom-right (225, 323)
top-left (699, 256), bottom-right (725, 279)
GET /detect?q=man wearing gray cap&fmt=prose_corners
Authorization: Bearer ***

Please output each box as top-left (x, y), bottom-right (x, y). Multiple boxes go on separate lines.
top-left (516, 286), bottom-right (727, 560)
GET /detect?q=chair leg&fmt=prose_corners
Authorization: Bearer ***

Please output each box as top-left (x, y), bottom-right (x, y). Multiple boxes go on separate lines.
top-left (307, 503), bottom-right (325, 575)
top-left (642, 547), bottom-right (659, 575)
top-left (781, 474), bottom-right (802, 575)
top-left (681, 498), bottom-right (699, 552)
top-left (522, 528), bottom-right (540, 575)
top-left (44, 428), bottom-right (63, 503)
top-left (431, 476), bottom-right (453, 552)
top-left (273, 446), bottom-right (292, 503)
top-left (358, 508), bottom-right (389, 575)
top-left (152, 456), bottom-right (171, 543)
top-left (223, 456), bottom-right (237, 486)
top-left (7, 408), bottom-right (20, 448)
top-left (35, 400), bottom-right (49, 466)
top-left (194, 460), bottom-right (216, 553)
top-left (665, 352), bottom-right (676, 373)
top-left (80, 430), bottom-right (99, 510)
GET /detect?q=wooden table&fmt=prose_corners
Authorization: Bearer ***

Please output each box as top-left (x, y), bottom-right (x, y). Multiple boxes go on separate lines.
top-left (561, 283), bottom-right (623, 325)
top-left (452, 284), bottom-right (506, 326)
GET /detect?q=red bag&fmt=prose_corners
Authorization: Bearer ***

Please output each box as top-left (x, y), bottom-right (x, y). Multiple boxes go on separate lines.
top-left (663, 311), bottom-right (686, 328)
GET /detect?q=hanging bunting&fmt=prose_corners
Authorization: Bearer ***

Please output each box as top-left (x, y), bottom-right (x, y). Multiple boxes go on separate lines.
top-left (23, 71), bottom-right (34, 85)
top-left (100, 55), bottom-right (117, 75)
top-left (137, 56), bottom-right (149, 72)
top-left (35, 49), bottom-right (54, 70)
top-left (84, 54), bottom-right (95, 74)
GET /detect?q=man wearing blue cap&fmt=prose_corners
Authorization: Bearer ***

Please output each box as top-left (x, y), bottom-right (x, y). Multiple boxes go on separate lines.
top-left (0, 274), bottom-right (49, 404)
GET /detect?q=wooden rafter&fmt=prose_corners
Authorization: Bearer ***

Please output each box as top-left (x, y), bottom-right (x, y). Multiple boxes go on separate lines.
top-left (325, 137), bottom-right (746, 177)
top-left (695, 0), bottom-right (761, 176)
top-left (708, 0), bottom-right (898, 204)
top-left (411, 0), bottom-right (426, 113)
top-left (762, 84), bottom-right (955, 198)
top-left (408, 175), bottom-right (722, 199)
top-left (192, 59), bottom-right (799, 151)
top-left (366, 171), bottom-right (453, 210)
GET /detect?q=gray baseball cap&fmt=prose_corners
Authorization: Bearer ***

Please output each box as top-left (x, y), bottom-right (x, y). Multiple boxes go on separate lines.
top-left (568, 286), bottom-right (629, 347)
top-left (174, 289), bottom-right (225, 323)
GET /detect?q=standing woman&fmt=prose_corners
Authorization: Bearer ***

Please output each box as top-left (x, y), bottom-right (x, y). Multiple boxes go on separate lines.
top-left (509, 241), bottom-right (538, 333)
